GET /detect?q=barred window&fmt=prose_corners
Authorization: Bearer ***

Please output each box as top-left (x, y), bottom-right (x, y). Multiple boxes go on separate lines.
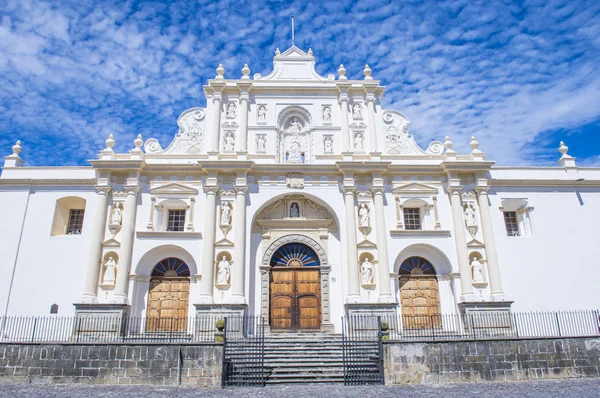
top-left (66, 209), bottom-right (85, 234)
top-left (503, 211), bottom-right (520, 236)
top-left (403, 208), bottom-right (421, 230)
top-left (167, 209), bottom-right (186, 232)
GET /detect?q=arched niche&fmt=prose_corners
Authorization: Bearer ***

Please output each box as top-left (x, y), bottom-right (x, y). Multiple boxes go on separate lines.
top-left (276, 105), bottom-right (314, 164)
top-left (50, 196), bottom-right (87, 236)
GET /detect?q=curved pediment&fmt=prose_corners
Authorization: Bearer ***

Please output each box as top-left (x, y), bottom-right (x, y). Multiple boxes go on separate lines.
top-left (144, 108), bottom-right (206, 155)
top-left (382, 110), bottom-right (444, 156)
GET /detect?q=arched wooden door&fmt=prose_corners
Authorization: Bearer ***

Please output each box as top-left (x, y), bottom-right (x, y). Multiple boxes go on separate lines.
top-left (399, 257), bottom-right (441, 329)
top-left (146, 258), bottom-right (191, 332)
top-left (270, 243), bottom-right (321, 331)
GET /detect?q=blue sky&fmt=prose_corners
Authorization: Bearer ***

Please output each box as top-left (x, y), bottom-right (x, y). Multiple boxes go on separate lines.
top-left (1, 0), bottom-right (599, 167)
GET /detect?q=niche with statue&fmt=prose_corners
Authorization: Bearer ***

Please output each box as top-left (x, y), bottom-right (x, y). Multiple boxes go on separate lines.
top-left (215, 251), bottom-right (232, 288)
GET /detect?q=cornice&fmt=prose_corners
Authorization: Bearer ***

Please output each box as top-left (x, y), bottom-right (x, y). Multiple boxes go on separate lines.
top-left (489, 179), bottom-right (600, 188)
top-left (88, 159), bottom-right (146, 171)
top-left (336, 161), bottom-right (391, 173)
top-left (0, 178), bottom-right (96, 187)
top-left (390, 230), bottom-right (451, 237)
top-left (442, 160), bottom-right (495, 173)
top-left (198, 160), bottom-right (254, 172)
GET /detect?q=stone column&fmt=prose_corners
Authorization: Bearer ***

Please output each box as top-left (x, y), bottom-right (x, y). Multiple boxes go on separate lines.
top-left (198, 186), bottom-right (218, 303)
top-left (372, 187), bottom-right (392, 299)
top-left (366, 94), bottom-right (378, 152)
top-left (343, 187), bottom-right (360, 299)
top-left (210, 94), bottom-right (222, 152)
top-left (339, 92), bottom-right (350, 152)
top-left (448, 186), bottom-right (474, 299)
top-left (113, 186), bottom-right (139, 303)
top-left (475, 184), bottom-right (504, 298)
top-left (231, 185), bottom-right (248, 303)
top-left (236, 86), bottom-right (250, 152)
top-left (80, 187), bottom-right (110, 302)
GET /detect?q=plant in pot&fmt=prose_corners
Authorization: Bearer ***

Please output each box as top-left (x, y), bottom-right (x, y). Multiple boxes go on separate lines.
top-left (380, 321), bottom-right (390, 340)
top-left (215, 319), bottom-right (225, 343)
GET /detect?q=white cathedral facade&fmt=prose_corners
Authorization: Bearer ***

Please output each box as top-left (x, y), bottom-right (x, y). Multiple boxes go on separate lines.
top-left (1, 46), bottom-right (599, 333)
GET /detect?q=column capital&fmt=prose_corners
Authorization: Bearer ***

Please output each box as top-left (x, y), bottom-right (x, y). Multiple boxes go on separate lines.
top-left (95, 186), bottom-right (112, 195)
top-left (124, 186), bottom-right (140, 195)
top-left (342, 186), bottom-right (356, 194)
top-left (446, 185), bottom-right (463, 195)
top-left (237, 82), bottom-right (252, 97)
top-left (365, 92), bottom-right (376, 103)
top-left (212, 93), bottom-right (222, 103)
top-left (370, 186), bottom-right (385, 195)
top-left (474, 178), bottom-right (490, 194)
top-left (338, 93), bottom-right (349, 104)
top-left (234, 186), bottom-right (248, 194)
top-left (205, 185), bottom-right (220, 194)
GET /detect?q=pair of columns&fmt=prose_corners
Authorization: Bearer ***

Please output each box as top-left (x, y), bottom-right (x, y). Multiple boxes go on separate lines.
top-left (81, 185), bottom-right (139, 304)
top-left (198, 184), bottom-right (247, 304)
top-left (449, 183), bottom-right (504, 300)
top-left (209, 90), bottom-right (249, 153)
top-left (343, 185), bottom-right (392, 301)
top-left (339, 92), bottom-right (378, 153)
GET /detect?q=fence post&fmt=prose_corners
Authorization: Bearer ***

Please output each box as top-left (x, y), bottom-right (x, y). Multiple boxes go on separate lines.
top-left (221, 317), bottom-right (228, 388)
top-left (76, 318), bottom-right (82, 343)
top-left (471, 314), bottom-right (476, 339)
top-left (555, 312), bottom-right (562, 337)
top-left (30, 317), bottom-right (38, 342)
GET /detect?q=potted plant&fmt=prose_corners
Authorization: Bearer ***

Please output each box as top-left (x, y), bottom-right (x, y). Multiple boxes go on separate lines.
top-left (380, 321), bottom-right (390, 340)
top-left (215, 319), bottom-right (225, 343)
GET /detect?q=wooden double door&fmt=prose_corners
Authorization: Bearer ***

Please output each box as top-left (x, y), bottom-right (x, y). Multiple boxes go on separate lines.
top-left (400, 275), bottom-right (441, 329)
top-left (146, 278), bottom-right (190, 332)
top-left (270, 268), bottom-right (321, 331)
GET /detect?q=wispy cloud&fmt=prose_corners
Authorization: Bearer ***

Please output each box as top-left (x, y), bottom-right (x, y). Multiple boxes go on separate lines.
top-left (1, 0), bottom-right (599, 166)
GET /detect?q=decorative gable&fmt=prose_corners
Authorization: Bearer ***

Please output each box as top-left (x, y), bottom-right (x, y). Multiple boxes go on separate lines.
top-left (149, 182), bottom-right (199, 196)
top-left (392, 182), bottom-right (439, 196)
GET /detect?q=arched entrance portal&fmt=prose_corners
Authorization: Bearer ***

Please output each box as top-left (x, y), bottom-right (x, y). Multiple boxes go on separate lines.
top-left (399, 256), bottom-right (441, 329)
top-left (270, 243), bottom-right (321, 331)
top-left (146, 257), bottom-right (191, 332)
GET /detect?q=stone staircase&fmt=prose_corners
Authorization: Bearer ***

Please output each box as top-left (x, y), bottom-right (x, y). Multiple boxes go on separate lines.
top-left (223, 333), bottom-right (382, 385)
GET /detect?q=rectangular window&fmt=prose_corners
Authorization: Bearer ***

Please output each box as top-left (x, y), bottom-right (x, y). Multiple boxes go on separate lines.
top-left (167, 209), bottom-right (186, 232)
top-left (403, 208), bottom-right (421, 230)
top-left (67, 209), bottom-right (85, 234)
top-left (503, 211), bottom-right (520, 236)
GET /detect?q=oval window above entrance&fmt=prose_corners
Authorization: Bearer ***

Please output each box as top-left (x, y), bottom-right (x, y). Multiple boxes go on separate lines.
top-left (270, 243), bottom-right (320, 267)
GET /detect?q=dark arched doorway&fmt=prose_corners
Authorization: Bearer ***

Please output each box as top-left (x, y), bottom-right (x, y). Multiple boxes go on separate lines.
top-left (270, 243), bottom-right (321, 331)
top-left (399, 256), bottom-right (441, 329)
top-left (146, 257), bottom-right (191, 332)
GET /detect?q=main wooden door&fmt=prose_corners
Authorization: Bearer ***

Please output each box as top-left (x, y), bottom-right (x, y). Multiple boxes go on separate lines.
top-left (270, 268), bottom-right (321, 331)
top-left (146, 278), bottom-right (190, 332)
top-left (398, 256), bottom-right (441, 329)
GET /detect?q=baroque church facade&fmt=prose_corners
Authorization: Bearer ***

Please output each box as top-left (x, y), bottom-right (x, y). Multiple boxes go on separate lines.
top-left (1, 47), bottom-right (599, 333)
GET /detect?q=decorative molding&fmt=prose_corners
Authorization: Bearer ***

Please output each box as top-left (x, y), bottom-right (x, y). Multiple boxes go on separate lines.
top-left (389, 230), bottom-right (451, 237)
top-left (149, 182), bottom-right (199, 195)
top-left (392, 182), bottom-right (439, 195)
top-left (136, 231), bottom-right (202, 239)
top-left (286, 173), bottom-right (304, 189)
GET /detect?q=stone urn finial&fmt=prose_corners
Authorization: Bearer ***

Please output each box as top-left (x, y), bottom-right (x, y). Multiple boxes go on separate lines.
top-left (338, 64), bottom-right (347, 80)
top-left (215, 64), bottom-right (225, 79)
top-left (105, 134), bottom-right (115, 152)
top-left (559, 141), bottom-right (569, 157)
top-left (241, 63), bottom-right (250, 79)
top-left (12, 140), bottom-right (22, 156)
top-left (363, 64), bottom-right (372, 80)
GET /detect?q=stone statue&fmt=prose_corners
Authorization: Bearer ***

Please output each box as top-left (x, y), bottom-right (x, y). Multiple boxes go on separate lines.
top-left (220, 202), bottom-right (231, 225)
top-left (256, 135), bottom-right (266, 153)
top-left (361, 259), bottom-right (373, 285)
top-left (354, 133), bottom-right (364, 151)
top-left (288, 117), bottom-right (303, 132)
top-left (464, 204), bottom-right (477, 227)
top-left (324, 136), bottom-right (333, 153)
top-left (287, 140), bottom-right (302, 163)
top-left (217, 256), bottom-right (231, 285)
top-left (257, 105), bottom-right (267, 122)
top-left (226, 102), bottom-right (237, 118)
top-left (110, 203), bottom-right (122, 225)
top-left (103, 257), bottom-right (116, 285)
top-left (358, 203), bottom-right (370, 227)
top-left (323, 106), bottom-right (331, 122)
top-left (352, 103), bottom-right (362, 119)
top-left (290, 203), bottom-right (300, 218)
top-left (224, 132), bottom-right (235, 152)
top-left (471, 258), bottom-right (484, 282)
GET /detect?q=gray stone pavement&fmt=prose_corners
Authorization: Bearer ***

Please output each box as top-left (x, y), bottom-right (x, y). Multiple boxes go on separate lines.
top-left (0, 378), bottom-right (600, 397)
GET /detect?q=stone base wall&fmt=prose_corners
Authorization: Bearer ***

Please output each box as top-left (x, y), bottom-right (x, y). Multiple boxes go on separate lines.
top-left (0, 343), bottom-right (222, 386)
top-left (385, 337), bottom-right (600, 384)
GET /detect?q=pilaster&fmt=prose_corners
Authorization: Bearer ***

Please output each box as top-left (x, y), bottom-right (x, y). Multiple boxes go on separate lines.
top-left (197, 176), bottom-right (219, 304)
top-left (231, 173), bottom-right (248, 303)
top-left (447, 181), bottom-right (474, 300)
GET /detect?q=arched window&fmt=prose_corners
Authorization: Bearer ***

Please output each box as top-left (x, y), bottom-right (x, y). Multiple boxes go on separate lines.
top-left (50, 304), bottom-right (59, 314)
top-left (399, 256), bottom-right (436, 275)
top-left (270, 243), bottom-right (320, 267)
top-left (50, 197), bottom-right (86, 236)
top-left (151, 257), bottom-right (191, 277)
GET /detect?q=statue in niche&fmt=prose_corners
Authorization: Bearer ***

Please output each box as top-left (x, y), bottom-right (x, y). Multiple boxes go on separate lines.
top-left (102, 257), bottom-right (117, 285)
top-left (354, 133), bottom-right (364, 151)
top-left (358, 203), bottom-right (370, 227)
top-left (226, 102), bottom-right (237, 118)
top-left (290, 203), bottom-right (300, 218)
top-left (220, 202), bottom-right (231, 225)
top-left (256, 135), bottom-right (266, 153)
top-left (224, 132), bottom-right (235, 152)
top-left (110, 203), bottom-right (123, 225)
top-left (257, 105), bottom-right (267, 123)
top-left (352, 103), bottom-right (363, 119)
top-left (323, 106), bottom-right (332, 122)
top-left (361, 258), bottom-right (373, 285)
top-left (471, 258), bottom-right (484, 283)
top-left (464, 204), bottom-right (477, 227)
top-left (288, 117), bottom-right (304, 132)
top-left (324, 136), bottom-right (333, 153)
top-left (287, 139), bottom-right (303, 163)
top-left (217, 256), bottom-right (231, 285)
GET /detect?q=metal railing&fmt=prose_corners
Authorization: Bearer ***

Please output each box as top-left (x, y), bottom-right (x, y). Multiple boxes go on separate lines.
top-left (222, 315), bottom-right (265, 388)
top-left (342, 315), bottom-right (384, 385)
top-left (0, 315), bottom-right (227, 343)
top-left (378, 310), bottom-right (600, 341)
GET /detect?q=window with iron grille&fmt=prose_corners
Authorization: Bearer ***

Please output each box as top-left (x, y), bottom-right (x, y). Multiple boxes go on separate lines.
top-left (403, 208), bottom-right (421, 230)
top-left (167, 209), bottom-right (186, 232)
top-left (503, 211), bottom-right (520, 236)
top-left (66, 209), bottom-right (85, 234)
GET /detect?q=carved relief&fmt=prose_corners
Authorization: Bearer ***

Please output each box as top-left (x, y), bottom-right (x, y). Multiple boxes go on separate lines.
top-left (257, 105), bottom-right (267, 124)
top-left (256, 134), bottom-right (267, 153)
top-left (276, 106), bottom-right (314, 164)
top-left (322, 106), bottom-right (332, 124)
top-left (226, 101), bottom-right (237, 119)
top-left (286, 173), bottom-right (304, 189)
top-left (352, 103), bottom-right (363, 120)
top-left (323, 135), bottom-right (333, 153)
top-left (256, 195), bottom-right (329, 221)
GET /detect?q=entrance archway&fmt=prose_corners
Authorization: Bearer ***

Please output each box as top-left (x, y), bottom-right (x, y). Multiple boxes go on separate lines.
top-left (399, 256), bottom-right (441, 329)
top-left (270, 243), bottom-right (321, 331)
top-left (146, 257), bottom-right (191, 332)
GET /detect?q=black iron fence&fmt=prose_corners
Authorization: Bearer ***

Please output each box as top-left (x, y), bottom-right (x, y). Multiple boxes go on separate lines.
top-left (379, 310), bottom-right (600, 341)
top-left (342, 315), bottom-right (384, 385)
top-left (222, 315), bottom-right (265, 387)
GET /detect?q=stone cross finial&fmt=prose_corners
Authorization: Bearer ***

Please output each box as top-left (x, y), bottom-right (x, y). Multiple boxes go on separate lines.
top-left (12, 140), bottom-right (22, 156)
top-left (215, 64), bottom-right (225, 79)
top-left (105, 134), bottom-right (115, 152)
top-left (338, 64), bottom-right (347, 80)
top-left (363, 64), bottom-right (372, 80)
top-left (241, 64), bottom-right (250, 79)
